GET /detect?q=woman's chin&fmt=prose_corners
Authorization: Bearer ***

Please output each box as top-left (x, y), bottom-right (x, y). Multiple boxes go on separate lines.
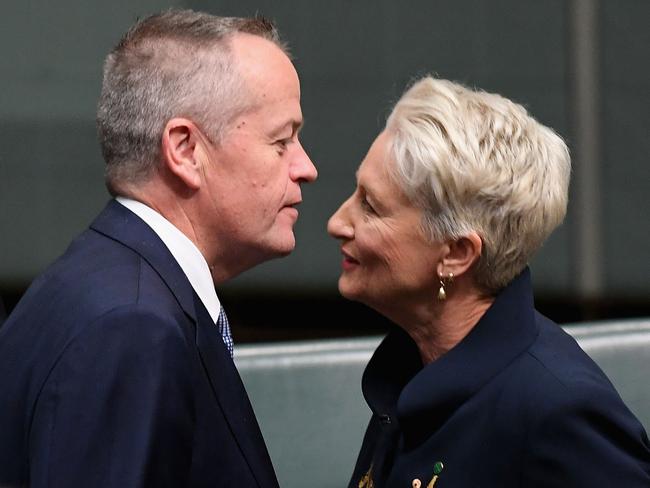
top-left (337, 279), bottom-right (363, 303)
top-left (339, 281), bottom-right (379, 311)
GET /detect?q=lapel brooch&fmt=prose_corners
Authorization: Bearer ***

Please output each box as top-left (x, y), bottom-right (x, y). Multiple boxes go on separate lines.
top-left (358, 464), bottom-right (374, 488)
top-left (413, 461), bottom-right (444, 487)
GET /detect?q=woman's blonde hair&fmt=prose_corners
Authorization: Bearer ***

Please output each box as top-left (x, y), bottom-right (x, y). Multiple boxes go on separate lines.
top-left (386, 77), bottom-right (570, 293)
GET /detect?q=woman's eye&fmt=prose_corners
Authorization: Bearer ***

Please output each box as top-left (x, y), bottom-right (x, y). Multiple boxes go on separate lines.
top-left (361, 197), bottom-right (376, 214)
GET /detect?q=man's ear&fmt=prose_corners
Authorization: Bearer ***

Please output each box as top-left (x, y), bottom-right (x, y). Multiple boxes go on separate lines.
top-left (161, 118), bottom-right (204, 190)
top-left (437, 232), bottom-right (483, 279)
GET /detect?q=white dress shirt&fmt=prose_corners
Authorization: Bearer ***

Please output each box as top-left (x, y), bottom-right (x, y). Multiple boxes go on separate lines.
top-left (116, 197), bottom-right (221, 324)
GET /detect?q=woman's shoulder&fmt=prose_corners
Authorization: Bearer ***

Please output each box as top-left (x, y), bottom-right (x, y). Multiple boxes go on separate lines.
top-left (525, 312), bottom-right (614, 394)
top-left (506, 312), bottom-right (642, 428)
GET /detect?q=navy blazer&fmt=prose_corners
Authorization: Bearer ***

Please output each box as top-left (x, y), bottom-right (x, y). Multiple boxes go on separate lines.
top-left (0, 201), bottom-right (279, 488)
top-left (349, 270), bottom-right (650, 487)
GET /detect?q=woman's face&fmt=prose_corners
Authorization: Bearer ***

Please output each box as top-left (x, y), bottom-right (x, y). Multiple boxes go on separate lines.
top-left (327, 131), bottom-right (444, 312)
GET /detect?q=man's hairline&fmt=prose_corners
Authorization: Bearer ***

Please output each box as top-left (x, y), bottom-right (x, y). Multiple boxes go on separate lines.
top-left (211, 32), bottom-right (295, 144)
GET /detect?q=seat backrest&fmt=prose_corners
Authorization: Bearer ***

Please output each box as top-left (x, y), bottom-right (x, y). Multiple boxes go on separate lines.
top-left (236, 338), bottom-right (376, 488)
top-left (235, 319), bottom-right (650, 488)
top-left (565, 320), bottom-right (650, 429)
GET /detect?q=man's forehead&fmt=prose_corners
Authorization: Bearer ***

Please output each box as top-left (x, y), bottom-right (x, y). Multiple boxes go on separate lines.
top-left (234, 49), bottom-right (299, 105)
top-left (229, 32), bottom-right (292, 72)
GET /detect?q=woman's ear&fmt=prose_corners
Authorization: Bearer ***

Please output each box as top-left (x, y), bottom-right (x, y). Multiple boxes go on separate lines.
top-left (438, 231), bottom-right (483, 278)
top-left (160, 118), bottom-right (204, 190)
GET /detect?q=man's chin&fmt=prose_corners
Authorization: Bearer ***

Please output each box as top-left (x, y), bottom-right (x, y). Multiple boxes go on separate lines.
top-left (266, 233), bottom-right (296, 259)
top-left (273, 247), bottom-right (294, 258)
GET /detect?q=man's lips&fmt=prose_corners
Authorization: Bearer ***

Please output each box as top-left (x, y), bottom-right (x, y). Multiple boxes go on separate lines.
top-left (285, 199), bottom-right (302, 207)
top-left (281, 201), bottom-right (301, 217)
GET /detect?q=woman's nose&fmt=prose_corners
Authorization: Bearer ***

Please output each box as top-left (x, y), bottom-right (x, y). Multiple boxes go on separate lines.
top-left (327, 197), bottom-right (354, 239)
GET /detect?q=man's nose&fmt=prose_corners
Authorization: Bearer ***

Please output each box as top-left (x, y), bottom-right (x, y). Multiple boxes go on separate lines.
top-left (291, 141), bottom-right (318, 183)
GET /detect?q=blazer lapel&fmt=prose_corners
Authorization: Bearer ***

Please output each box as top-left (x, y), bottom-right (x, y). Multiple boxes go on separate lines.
top-left (193, 294), bottom-right (279, 488)
top-left (89, 200), bottom-right (197, 322)
top-left (91, 200), bottom-right (278, 486)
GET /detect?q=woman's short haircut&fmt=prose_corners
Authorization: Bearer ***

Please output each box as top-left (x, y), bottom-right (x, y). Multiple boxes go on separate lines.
top-left (386, 77), bottom-right (571, 293)
top-left (97, 9), bottom-right (284, 195)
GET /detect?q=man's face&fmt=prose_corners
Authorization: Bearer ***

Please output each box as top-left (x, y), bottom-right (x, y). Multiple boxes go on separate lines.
top-left (198, 34), bottom-right (317, 278)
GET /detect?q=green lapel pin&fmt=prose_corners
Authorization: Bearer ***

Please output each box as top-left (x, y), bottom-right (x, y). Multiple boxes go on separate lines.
top-left (427, 462), bottom-right (444, 488)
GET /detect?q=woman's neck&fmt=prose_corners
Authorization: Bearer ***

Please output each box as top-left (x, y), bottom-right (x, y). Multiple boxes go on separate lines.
top-left (399, 290), bottom-right (494, 365)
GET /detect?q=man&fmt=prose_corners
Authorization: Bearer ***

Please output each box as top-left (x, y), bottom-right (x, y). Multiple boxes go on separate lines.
top-left (0, 10), bottom-right (316, 488)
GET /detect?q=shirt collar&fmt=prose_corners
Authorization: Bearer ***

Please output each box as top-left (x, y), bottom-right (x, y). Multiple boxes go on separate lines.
top-left (115, 197), bottom-right (221, 323)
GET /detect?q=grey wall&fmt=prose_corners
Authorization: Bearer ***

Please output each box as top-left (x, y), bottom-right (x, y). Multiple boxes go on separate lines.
top-left (1, 0), bottom-right (648, 303)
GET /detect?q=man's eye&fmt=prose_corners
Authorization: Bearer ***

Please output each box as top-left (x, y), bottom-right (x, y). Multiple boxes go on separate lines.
top-left (276, 138), bottom-right (291, 149)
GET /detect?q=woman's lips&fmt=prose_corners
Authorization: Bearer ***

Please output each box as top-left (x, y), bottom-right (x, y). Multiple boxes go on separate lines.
top-left (341, 250), bottom-right (359, 270)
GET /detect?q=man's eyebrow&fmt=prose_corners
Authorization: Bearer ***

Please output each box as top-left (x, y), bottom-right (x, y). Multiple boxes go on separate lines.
top-left (269, 118), bottom-right (303, 138)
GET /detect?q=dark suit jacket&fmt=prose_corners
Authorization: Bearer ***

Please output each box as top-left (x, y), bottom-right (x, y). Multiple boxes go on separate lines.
top-left (0, 296), bottom-right (6, 326)
top-left (0, 200), bottom-right (279, 488)
top-left (349, 269), bottom-right (650, 487)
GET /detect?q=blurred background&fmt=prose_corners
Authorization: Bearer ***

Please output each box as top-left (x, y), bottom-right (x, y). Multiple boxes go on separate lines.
top-left (1, 0), bottom-right (648, 341)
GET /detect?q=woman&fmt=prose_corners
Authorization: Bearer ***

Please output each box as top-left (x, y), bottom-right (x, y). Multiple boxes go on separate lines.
top-left (328, 77), bottom-right (650, 487)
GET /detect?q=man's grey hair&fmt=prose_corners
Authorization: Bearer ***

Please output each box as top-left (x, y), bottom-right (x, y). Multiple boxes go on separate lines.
top-left (96, 9), bottom-right (286, 195)
top-left (385, 77), bottom-right (571, 294)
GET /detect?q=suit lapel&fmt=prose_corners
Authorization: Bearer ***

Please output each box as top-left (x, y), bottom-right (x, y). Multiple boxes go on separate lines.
top-left (91, 200), bottom-right (278, 486)
top-left (89, 200), bottom-right (197, 322)
top-left (193, 294), bottom-right (279, 488)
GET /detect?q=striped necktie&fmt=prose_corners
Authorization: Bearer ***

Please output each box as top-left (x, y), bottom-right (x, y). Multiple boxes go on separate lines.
top-left (217, 306), bottom-right (234, 358)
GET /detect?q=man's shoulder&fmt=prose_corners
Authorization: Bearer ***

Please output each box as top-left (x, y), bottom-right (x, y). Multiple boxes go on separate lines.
top-left (0, 223), bottom-right (191, 398)
top-left (7, 223), bottom-right (182, 334)
top-left (27, 227), bottom-right (148, 310)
